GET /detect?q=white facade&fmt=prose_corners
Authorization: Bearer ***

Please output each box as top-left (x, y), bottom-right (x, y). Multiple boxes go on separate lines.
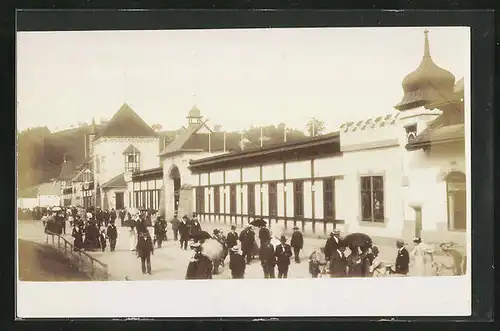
top-left (93, 137), bottom-right (160, 186)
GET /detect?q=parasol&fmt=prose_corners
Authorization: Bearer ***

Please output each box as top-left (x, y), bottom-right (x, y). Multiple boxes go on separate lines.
top-left (342, 232), bottom-right (373, 250)
top-left (52, 206), bottom-right (62, 211)
top-left (190, 230), bottom-right (212, 241)
top-left (250, 218), bottom-right (267, 227)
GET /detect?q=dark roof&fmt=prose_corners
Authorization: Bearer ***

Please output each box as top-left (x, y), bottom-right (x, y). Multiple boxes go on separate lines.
top-left (132, 167), bottom-right (163, 181)
top-left (101, 173), bottom-right (127, 189)
top-left (56, 160), bottom-right (75, 182)
top-left (405, 110), bottom-right (464, 151)
top-left (123, 144), bottom-right (141, 155)
top-left (189, 132), bottom-right (341, 173)
top-left (159, 122), bottom-right (240, 157)
top-left (96, 103), bottom-right (158, 138)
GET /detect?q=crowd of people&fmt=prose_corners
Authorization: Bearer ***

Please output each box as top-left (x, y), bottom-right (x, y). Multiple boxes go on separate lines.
top-left (31, 205), bottom-right (466, 279)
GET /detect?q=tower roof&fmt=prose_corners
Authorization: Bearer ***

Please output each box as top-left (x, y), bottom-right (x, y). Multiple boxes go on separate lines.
top-left (187, 105), bottom-right (202, 119)
top-left (96, 103), bottom-right (157, 138)
top-left (395, 30), bottom-right (456, 111)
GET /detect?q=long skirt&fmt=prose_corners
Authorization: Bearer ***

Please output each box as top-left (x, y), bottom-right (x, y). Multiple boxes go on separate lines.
top-left (129, 231), bottom-right (137, 251)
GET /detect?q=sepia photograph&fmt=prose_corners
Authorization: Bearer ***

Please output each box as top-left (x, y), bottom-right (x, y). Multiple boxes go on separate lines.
top-left (16, 24), bottom-right (471, 317)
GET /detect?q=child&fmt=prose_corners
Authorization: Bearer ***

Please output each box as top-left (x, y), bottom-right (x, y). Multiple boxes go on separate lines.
top-left (309, 247), bottom-right (327, 278)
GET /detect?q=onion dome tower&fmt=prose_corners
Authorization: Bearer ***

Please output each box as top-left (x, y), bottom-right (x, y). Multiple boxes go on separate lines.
top-left (395, 30), bottom-right (456, 111)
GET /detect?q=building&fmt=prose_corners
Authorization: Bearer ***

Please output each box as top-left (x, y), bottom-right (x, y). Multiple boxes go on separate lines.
top-left (92, 103), bottom-right (160, 210)
top-left (158, 106), bottom-right (240, 219)
top-left (188, 30), bottom-right (467, 244)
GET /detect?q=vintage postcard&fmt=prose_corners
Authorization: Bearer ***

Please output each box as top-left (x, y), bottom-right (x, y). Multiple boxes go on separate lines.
top-left (16, 26), bottom-right (471, 318)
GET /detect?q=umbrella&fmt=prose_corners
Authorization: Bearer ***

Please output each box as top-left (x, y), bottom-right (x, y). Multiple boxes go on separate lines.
top-left (190, 230), bottom-right (212, 241)
top-left (52, 206), bottom-right (62, 212)
top-left (342, 233), bottom-right (373, 250)
top-left (250, 218), bottom-right (267, 227)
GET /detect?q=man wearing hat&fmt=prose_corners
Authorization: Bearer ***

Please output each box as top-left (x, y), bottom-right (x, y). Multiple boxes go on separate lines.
top-left (239, 224), bottom-right (256, 264)
top-left (106, 219), bottom-right (118, 252)
top-left (329, 244), bottom-right (347, 277)
top-left (259, 239), bottom-right (276, 278)
top-left (290, 226), bottom-right (304, 263)
top-left (394, 240), bottom-right (410, 275)
top-left (258, 222), bottom-right (271, 249)
top-left (229, 246), bottom-right (246, 279)
top-left (226, 225), bottom-right (239, 249)
top-left (170, 212), bottom-right (180, 241)
top-left (274, 235), bottom-right (293, 278)
top-left (178, 215), bottom-right (190, 250)
top-left (324, 229), bottom-right (341, 261)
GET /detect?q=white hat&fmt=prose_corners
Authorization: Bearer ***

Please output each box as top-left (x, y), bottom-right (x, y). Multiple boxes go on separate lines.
top-left (86, 212), bottom-right (92, 219)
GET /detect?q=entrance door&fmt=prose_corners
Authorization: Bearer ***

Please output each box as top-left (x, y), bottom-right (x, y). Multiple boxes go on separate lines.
top-left (452, 190), bottom-right (466, 230)
top-left (115, 192), bottom-right (125, 210)
top-left (174, 178), bottom-right (181, 213)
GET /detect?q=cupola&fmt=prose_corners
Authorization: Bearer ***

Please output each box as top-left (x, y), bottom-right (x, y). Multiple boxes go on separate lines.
top-left (187, 105), bottom-right (203, 125)
top-left (395, 30), bottom-right (456, 111)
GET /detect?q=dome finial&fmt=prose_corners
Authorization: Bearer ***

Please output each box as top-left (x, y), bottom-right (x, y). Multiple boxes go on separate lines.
top-left (423, 29), bottom-right (431, 58)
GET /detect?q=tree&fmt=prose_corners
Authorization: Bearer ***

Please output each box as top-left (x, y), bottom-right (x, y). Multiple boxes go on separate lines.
top-left (213, 124), bottom-right (222, 132)
top-left (306, 118), bottom-right (326, 137)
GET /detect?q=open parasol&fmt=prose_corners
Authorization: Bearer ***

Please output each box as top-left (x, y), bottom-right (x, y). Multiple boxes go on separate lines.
top-left (190, 230), bottom-right (212, 241)
top-left (250, 218), bottom-right (267, 227)
top-left (342, 232), bottom-right (373, 250)
top-left (51, 206), bottom-right (62, 212)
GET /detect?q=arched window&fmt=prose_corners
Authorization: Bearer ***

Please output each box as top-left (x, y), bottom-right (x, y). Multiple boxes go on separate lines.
top-left (446, 171), bottom-right (466, 231)
top-left (123, 145), bottom-right (141, 172)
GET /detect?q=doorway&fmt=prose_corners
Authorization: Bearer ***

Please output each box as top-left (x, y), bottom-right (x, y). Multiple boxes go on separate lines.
top-left (169, 166), bottom-right (181, 214)
top-left (115, 192), bottom-right (124, 210)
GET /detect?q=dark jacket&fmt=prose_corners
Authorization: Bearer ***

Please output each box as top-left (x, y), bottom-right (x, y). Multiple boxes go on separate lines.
top-left (239, 228), bottom-right (255, 251)
top-left (179, 221), bottom-right (190, 239)
top-left (106, 224), bottom-right (117, 240)
top-left (329, 250), bottom-right (347, 277)
top-left (259, 242), bottom-right (276, 267)
top-left (258, 227), bottom-right (271, 243)
top-left (347, 253), bottom-right (370, 277)
top-left (395, 247), bottom-right (410, 275)
top-left (229, 253), bottom-right (246, 278)
top-left (185, 252), bottom-right (213, 280)
top-left (290, 231), bottom-right (304, 249)
top-left (275, 244), bottom-right (293, 267)
top-left (324, 236), bottom-right (341, 260)
top-left (136, 233), bottom-right (154, 258)
top-left (170, 217), bottom-right (180, 231)
top-left (226, 231), bottom-right (239, 248)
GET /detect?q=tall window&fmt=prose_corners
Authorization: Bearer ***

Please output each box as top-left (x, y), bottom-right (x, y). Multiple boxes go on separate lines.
top-left (247, 184), bottom-right (255, 216)
top-left (125, 153), bottom-right (140, 172)
top-left (268, 182), bottom-right (277, 217)
top-left (213, 186), bottom-right (220, 214)
top-left (323, 178), bottom-right (336, 219)
top-left (360, 176), bottom-right (384, 222)
top-left (230, 185), bottom-right (237, 214)
top-left (196, 187), bottom-right (205, 214)
top-left (446, 171), bottom-right (466, 231)
top-left (293, 181), bottom-right (304, 218)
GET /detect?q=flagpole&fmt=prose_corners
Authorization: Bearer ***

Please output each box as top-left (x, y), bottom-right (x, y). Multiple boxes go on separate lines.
top-left (260, 127), bottom-right (263, 147)
top-left (223, 131), bottom-right (226, 152)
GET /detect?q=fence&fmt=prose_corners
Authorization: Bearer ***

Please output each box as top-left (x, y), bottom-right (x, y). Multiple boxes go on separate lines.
top-left (45, 231), bottom-right (109, 280)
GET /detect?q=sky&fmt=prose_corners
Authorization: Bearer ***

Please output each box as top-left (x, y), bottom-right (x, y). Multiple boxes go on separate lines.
top-left (16, 27), bottom-right (469, 134)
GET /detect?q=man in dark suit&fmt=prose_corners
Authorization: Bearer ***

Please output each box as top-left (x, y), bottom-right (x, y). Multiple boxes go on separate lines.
top-left (329, 244), bottom-right (347, 277)
top-left (259, 240), bottom-right (276, 278)
top-left (324, 229), bottom-right (341, 261)
top-left (290, 226), bottom-right (304, 263)
top-left (275, 235), bottom-right (293, 278)
top-left (229, 247), bottom-right (246, 279)
top-left (226, 225), bottom-right (239, 249)
top-left (106, 220), bottom-right (118, 252)
top-left (239, 225), bottom-right (255, 264)
top-left (394, 240), bottom-right (410, 275)
top-left (258, 223), bottom-right (271, 248)
top-left (136, 230), bottom-right (154, 275)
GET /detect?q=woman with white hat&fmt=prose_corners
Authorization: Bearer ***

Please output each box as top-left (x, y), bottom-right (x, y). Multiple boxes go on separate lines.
top-left (410, 237), bottom-right (437, 276)
top-left (229, 246), bottom-right (246, 279)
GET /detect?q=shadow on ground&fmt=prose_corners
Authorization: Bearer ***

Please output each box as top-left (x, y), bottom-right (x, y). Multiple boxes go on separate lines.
top-left (18, 239), bottom-right (90, 282)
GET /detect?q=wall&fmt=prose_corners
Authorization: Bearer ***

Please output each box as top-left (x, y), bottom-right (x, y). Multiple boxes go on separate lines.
top-left (38, 195), bottom-right (61, 207)
top-left (17, 198), bottom-right (38, 209)
top-left (93, 137), bottom-right (160, 186)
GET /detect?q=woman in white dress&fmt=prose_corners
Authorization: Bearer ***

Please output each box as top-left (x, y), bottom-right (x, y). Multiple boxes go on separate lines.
top-left (410, 237), bottom-right (437, 276)
top-left (129, 215), bottom-right (138, 252)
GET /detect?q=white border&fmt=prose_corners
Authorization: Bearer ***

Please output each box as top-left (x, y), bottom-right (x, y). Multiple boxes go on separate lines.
top-left (16, 26), bottom-right (472, 318)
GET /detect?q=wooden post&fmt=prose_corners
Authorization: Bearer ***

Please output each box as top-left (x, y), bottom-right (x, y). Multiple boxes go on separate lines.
top-left (311, 159), bottom-right (315, 235)
top-left (283, 162), bottom-right (287, 231)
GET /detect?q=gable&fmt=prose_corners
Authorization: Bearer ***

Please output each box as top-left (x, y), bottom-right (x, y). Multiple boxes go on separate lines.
top-left (97, 103), bottom-right (157, 138)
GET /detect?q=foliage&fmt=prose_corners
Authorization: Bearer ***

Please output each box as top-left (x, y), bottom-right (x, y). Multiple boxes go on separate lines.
top-left (305, 118), bottom-right (326, 137)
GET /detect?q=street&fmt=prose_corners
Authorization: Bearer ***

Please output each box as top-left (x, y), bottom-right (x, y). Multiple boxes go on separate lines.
top-left (18, 219), bottom-right (403, 281)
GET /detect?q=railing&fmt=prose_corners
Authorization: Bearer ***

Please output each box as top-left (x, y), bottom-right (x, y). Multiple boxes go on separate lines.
top-left (44, 231), bottom-right (109, 281)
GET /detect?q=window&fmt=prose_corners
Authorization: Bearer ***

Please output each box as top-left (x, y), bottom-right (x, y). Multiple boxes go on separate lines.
top-left (196, 187), bottom-right (205, 214)
top-left (230, 185), bottom-right (237, 214)
top-left (247, 184), bottom-right (255, 215)
top-left (323, 178), bottom-right (336, 219)
top-left (268, 182), bottom-right (277, 217)
top-left (360, 176), bottom-right (384, 222)
top-left (83, 169), bottom-right (92, 183)
top-left (293, 181), bottom-right (304, 218)
top-left (213, 186), bottom-right (220, 214)
top-left (405, 124), bottom-right (417, 144)
top-left (125, 152), bottom-right (140, 172)
top-left (446, 172), bottom-right (466, 231)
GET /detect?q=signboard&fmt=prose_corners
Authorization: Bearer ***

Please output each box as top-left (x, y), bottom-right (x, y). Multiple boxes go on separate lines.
top-left (177, 188), bottom-right (193, 218)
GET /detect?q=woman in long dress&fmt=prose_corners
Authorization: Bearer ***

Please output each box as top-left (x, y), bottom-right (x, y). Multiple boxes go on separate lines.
top-left (410, 237), bottom-right (437, 276)
top-left (129, 216), bottom-right (138, 252)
